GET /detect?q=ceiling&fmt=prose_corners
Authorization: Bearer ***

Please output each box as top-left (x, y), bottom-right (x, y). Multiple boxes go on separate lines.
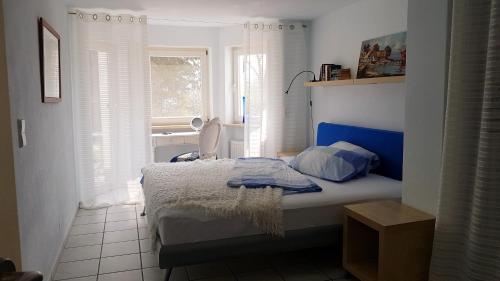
top-left (65, 0), bottom-right (356, 26)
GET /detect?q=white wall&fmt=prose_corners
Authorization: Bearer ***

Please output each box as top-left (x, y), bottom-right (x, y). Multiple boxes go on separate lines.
top-left (402, 0), bottom-right (450, 215)
top-left (3, 0), bottom-right (79, 276)
top-left (310, 0), bottom-right (451, 215)
top-left (310, 0), bottom-right (408, 132)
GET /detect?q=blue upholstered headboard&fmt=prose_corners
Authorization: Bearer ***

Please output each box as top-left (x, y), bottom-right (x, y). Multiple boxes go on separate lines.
top-left (316, 122), bottom-right (404, 180)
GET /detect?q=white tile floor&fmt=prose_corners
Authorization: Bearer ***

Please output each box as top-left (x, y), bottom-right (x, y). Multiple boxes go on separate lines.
top-left (54, 204), bottom-right (357, 281)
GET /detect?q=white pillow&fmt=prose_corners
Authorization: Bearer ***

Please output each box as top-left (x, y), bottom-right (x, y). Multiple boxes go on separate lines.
top-left (290, 146), bottom-right (372, 182)
top-left (329, 141), bottom-right (380, 172)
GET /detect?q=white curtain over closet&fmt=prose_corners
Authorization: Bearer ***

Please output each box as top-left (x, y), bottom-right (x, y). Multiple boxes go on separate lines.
top-left (243, 23), bottom-right (309, 157)
top-left (429, 0), bottom-right (500, 280)
top-left (71, 12), bottom-right (152, 208)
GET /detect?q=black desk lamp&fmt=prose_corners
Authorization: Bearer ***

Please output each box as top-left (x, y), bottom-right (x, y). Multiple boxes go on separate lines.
top-left (284, 70), bottom-right (317, 94)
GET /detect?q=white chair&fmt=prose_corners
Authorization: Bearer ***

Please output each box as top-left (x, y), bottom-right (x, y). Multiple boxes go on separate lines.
top-left (170, 117), bottom-right (222, 162)
top-left (198, 117), bottom-right (222, 159)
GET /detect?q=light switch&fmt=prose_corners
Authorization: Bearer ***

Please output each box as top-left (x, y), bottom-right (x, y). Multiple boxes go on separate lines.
top-left (17, 119), bottom-right (27, 148)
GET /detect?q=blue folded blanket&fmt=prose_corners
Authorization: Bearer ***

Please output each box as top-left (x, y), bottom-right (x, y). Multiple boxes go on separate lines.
top-left (227, 157), bottom-right (322, 195)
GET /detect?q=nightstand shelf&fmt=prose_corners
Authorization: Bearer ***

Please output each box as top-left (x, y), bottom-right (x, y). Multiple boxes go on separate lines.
top-left (343, 200), bottom-right (435, 281)
top-left (348, 260), bottom-right (378, 281)
top-left (304, 76), bottom-right (405, 87)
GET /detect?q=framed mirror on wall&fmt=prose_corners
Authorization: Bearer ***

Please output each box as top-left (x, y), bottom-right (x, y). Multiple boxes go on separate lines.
top-left (38, 17), bottom-right (61, 103)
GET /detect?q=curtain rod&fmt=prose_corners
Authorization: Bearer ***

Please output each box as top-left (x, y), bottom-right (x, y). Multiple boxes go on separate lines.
top-left (68, 11), bottom-right (242, 25)
top-left (67, 12), bottom-right (307, 27)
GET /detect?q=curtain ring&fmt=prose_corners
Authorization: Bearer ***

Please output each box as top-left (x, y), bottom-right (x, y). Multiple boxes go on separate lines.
top-left (106, 15), bottom-right (111, 21)
top-left (79, 13), bottom-right (84, 19)
top-left (254, 24), bottom-right (258, 29)
top-left (279, 24), bottom-right (283, 30)
top-left (118, 16), bottom-right (122, 22)
top-left (92, 14), bottom-right (98, 20)
top-left (139, 17), bottom-right (143, 23)
top-left (130, 16), bottom-right (134, 22)
top-left (289, 24), bottom-right (295, 30)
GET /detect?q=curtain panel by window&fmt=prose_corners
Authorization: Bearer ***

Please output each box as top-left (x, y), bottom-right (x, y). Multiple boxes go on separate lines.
top-left (243, 23), bottom-right (309, 158)
top-left (429, 0), bottom-right (500, 280)
top-left (71, 11), bottom-right (152, 208)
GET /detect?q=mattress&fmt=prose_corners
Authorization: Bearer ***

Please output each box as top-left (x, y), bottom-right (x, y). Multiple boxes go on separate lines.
top-left (157, 174), bottom-right (402, 246)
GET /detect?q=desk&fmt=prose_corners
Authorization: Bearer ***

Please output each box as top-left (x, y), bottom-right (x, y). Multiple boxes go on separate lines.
top-left (152, 132), bottom-right (200, 162)
top-left (152, 132), bottom-right (199, 138)
top-left (152, 132), bottom-right (199, 147)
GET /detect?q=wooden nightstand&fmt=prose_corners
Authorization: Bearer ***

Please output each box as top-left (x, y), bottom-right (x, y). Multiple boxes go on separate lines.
top-left (343, 200), bottom-right (435, 281)
top-left (276, 151), bottom-right (300, 158)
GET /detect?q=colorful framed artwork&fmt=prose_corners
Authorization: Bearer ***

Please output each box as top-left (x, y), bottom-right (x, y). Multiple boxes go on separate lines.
top-left (38, 17), bottom-right (61, 103)
top-left (356, 31), bottom-right (407, 79)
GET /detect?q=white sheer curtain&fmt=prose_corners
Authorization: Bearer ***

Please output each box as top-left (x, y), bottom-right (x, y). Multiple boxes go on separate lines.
top-left (243, 22), bottom-right (308, 157)
top-left (429, 0), bottom-right (500, 280)
top-left (71, 11), bottom-right (152, 208)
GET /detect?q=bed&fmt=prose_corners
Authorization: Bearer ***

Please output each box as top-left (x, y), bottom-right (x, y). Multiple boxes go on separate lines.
top-left (143, 122), bottom-right (404, 280)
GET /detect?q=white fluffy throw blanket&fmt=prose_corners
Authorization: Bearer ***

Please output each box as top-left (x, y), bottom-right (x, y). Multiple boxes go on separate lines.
top-left (141, 159), bottom-right (283, 249)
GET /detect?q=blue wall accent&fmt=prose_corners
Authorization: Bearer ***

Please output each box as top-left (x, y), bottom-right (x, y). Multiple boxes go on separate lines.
top-left (317, 122), bottom-right (404, 180)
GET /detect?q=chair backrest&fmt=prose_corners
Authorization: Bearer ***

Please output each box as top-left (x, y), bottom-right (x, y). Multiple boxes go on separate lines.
top-left (198, 117), bottom-right (222, 159)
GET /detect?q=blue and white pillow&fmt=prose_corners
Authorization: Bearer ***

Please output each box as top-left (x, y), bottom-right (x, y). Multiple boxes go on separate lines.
top-left (329, 141), bottom-right (380, 173)
top-left (290, 146), bottom-right (372, 182)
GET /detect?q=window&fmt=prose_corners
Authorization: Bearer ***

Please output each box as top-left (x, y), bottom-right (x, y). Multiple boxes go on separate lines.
top-left (231, 47), bottom-right (267, 124)
top-left (149, 47), bottom-right (209, 126)
top-left (232, 47), bottom-right (245, 123)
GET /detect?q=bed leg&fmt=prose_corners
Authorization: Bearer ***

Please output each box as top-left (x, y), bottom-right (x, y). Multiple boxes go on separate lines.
top-left (164, 268), bottom-right (172, 281)
top-left (140, 205), bottom-right (146, 216)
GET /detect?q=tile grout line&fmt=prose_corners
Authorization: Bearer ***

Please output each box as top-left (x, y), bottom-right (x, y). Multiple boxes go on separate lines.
top-left (272, 266), bottom-right (287, 281)
top-left (96, 207), bottom-right (109, 279)
top-left (225, 262), bottom-right (239, 281)
top-left (54, 273), bottom-right (97, 281)
top-left (135, 204), bottom-right (146, 281)
top-left (69, 230), bottom-right (104, 236)
top-left (89, 268), bottom-right (143, 278)
top-left (59, 250), bottom-right (143, 264)
top-left (64, 241), bottom-right (103, 249)
top-left (102, 228), bottom-right (138, 234)
top-left (75, 211), bottom-right (107, 218)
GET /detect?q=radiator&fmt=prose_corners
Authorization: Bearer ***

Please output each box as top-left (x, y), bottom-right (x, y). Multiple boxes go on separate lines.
top-left (230, 140), bottom-right (244, 159)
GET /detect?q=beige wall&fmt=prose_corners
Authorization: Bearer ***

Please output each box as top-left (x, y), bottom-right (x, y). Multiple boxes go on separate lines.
top-left (0, 1), bottom-right (22, 268)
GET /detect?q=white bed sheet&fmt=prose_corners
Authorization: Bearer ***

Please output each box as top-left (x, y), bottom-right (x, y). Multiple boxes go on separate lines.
top-left (156, 174), bottom-right (402, 246)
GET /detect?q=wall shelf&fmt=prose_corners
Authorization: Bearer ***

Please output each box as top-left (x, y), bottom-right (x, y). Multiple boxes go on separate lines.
top-left (304, 76), bottom-right (405, 87)
top-left (304, 79), bottom-right (355, 87)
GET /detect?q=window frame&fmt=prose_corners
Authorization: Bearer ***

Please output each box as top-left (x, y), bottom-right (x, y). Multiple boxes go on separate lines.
top-left (148, 47), bottom-right (210, 126)
top-left (231, 46), bottom-right (245, 124)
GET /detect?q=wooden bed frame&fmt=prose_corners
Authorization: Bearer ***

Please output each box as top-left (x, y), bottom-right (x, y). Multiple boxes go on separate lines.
top-left (146, 122), bottom-right (404, 281)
